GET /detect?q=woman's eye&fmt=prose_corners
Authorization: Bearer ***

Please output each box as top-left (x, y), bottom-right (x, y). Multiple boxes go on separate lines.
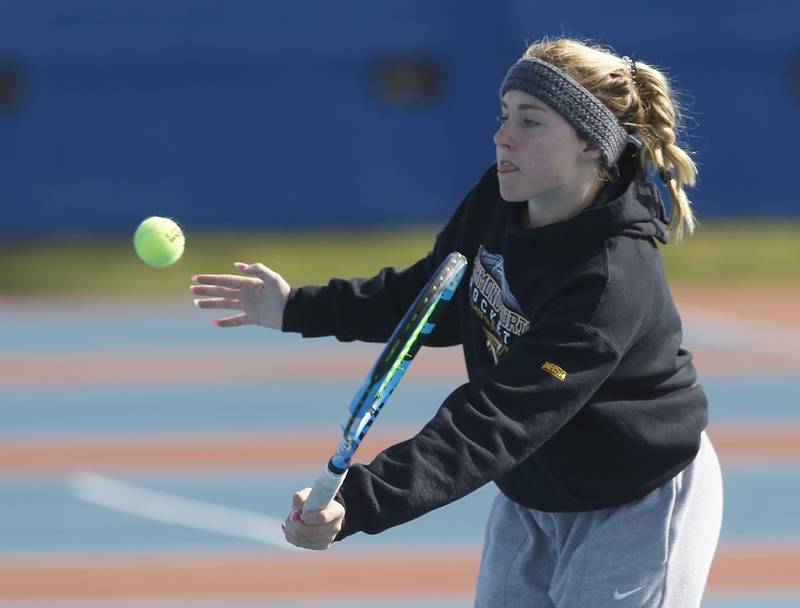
top-left (496, 114), bottom-right (539, 127)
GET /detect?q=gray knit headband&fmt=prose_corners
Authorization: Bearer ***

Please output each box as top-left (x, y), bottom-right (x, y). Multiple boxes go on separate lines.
top-left (500, 58), bottom-right (634, 166)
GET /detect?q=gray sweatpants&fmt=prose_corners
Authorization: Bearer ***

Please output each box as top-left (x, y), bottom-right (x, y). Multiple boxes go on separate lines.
top-left (474, 432), bottom-right (723, 607)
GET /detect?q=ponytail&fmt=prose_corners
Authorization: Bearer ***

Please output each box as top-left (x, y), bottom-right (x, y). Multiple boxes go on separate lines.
top-left (631, 61), bottom-right (698, 241)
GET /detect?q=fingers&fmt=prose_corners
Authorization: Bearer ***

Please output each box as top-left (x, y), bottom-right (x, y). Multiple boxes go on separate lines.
top-left (298, 508), bottom-right (341, 525)
top-left (193, 297), bottom-right (241, 310)
top-left (237, 262), bottom-right (281, 284)
top-left (283, 526), bottom-right (336, 550)
top-left (191, 262), bottom-right (290, 331)
top-left (213, 313), bottom-right (248, 328)
top-left (292, 488), bottom-right (311, 510)
top-left (190, 269), bottom-right (252, 319)
top-left (190, 285), bottom-right (240, 299)
top-left (283, 519), bottom-right (340, 550)
top-left (191, 279), bottom-right (241, 312)
top-left (191, 273), bottom-right (254, 289)
top-left (282, 488), bottom-right (344, 551)
top-left (191, 284), bottom-right (241, 311)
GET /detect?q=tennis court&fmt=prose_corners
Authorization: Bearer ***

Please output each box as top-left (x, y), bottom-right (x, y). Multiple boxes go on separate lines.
top-left (1, 283), bottom-right (799, 606)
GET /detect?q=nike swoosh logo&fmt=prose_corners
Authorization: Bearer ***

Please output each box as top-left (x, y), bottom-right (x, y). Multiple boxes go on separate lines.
top-left (614, 585), bottom-right (645, 600)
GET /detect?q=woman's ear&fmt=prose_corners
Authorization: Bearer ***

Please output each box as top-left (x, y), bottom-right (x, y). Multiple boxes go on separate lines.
top-left (578, 138), bottom-right (602, 161)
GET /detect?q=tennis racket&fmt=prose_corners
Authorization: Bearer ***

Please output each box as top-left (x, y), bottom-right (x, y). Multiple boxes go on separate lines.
top-left (302, 251), bottom-right (468, 512)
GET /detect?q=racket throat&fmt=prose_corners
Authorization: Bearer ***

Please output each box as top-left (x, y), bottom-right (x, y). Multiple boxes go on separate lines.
top-left (330, 437), bottom-right (355, 473)
top-left (328, 457), bottom-right (348, 475)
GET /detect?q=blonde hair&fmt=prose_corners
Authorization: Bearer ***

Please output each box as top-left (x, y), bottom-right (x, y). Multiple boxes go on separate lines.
top-left (521, 37), bottom-right (697, 242)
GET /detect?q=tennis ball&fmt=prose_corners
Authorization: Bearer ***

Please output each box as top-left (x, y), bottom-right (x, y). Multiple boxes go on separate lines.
top-left (133, 216), bottom-right (185, 267)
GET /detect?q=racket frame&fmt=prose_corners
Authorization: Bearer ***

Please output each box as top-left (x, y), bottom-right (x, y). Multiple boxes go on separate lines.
top-left (302, 252), bottom-right (467, 512)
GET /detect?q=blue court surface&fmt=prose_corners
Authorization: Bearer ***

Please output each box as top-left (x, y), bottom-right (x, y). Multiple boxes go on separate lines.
top-left (1, 297), bottom-right (799, 606)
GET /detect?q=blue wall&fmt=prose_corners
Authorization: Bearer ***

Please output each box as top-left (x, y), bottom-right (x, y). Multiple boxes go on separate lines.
top-left (1, 1), bottom-right (798, 237)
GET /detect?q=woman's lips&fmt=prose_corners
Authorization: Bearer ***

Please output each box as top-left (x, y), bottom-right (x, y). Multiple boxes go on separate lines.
top-left (497, 161), bottom-right (519, 174)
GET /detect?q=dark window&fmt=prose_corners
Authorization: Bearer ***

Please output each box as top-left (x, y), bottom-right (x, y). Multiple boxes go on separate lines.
top-left (0, 63), bottom-right (22, 108)
top-left (373, 58), bottom-right (442, 106)
top-left (791, 53), bottom-right (800, 101)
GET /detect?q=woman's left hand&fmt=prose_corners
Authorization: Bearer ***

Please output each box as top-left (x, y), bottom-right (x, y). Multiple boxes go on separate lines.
top-left (282, 488), bottom-right (345, 550)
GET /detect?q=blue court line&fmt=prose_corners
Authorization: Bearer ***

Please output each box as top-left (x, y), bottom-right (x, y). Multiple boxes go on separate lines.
top-left (0, 464), bottom-right (797, 555)
top-left (1, 376), bottom-right (799, 436)
top-left (4, 298), bottom-right (800, 364)
top-left (0, 300), bottom-right (360, 352)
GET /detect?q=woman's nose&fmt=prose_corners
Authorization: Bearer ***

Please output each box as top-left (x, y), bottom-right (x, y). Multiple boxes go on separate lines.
top-left (493, 124), bottom-right (512, 148)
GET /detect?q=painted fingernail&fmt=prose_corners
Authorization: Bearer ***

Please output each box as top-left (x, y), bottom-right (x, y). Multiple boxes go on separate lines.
top-left (191, 275), bottom-right (198, 281)
top-left (193, 299), bottom-right (201, 307)
top-left (212, 320), bottom-right (221, 326)
top-left (290, 509), bottom-right (300, 521)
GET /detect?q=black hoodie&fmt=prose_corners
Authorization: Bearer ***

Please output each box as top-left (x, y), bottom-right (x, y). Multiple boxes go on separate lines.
top-left (283, 162), bottom-right (707, 540)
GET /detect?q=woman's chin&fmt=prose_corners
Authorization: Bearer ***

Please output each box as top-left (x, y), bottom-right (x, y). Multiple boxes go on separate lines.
top-left (498, 187), bottom-right (529, 203)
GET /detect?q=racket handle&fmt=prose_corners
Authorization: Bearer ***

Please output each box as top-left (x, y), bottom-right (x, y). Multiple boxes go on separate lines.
top-left (303, 464), bottom-right (347, 512)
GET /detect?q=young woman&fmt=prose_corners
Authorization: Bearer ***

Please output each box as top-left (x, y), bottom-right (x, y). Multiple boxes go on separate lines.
top-left (191, 37), bottom-right (723, 607)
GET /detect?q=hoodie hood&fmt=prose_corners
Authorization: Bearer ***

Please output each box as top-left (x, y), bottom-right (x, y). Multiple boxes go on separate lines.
top-left (505, 163), bottom-right (670, 247)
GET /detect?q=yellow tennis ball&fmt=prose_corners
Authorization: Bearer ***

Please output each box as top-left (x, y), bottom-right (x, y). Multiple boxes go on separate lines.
top-left (133, 216), bottom-right (185, 267)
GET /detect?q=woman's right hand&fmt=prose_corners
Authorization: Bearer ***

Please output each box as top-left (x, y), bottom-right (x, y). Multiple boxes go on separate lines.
top-left (190, 262), bottom-right (291, 330)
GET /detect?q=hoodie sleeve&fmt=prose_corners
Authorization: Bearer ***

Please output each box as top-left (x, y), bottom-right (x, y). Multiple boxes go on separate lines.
top-left (280, 254), bottom-right (458, 345)
top-left (280, 169), bottom-right (495, 346)
top-left (334, 281), bottom-right (625, 539)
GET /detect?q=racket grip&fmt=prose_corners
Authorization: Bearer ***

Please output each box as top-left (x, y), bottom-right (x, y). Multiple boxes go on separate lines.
top-left (303, 464), bottom-right (347, 512)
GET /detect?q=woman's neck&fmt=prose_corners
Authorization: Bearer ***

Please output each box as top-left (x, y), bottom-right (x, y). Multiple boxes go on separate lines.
top-left (525, 177), bottom-right (603, 229)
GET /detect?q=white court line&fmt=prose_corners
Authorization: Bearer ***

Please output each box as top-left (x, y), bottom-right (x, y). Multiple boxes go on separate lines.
top-left (68, 472), bottom-right (299, 551)
top-left (681, 305), bottom-right (800, 361)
